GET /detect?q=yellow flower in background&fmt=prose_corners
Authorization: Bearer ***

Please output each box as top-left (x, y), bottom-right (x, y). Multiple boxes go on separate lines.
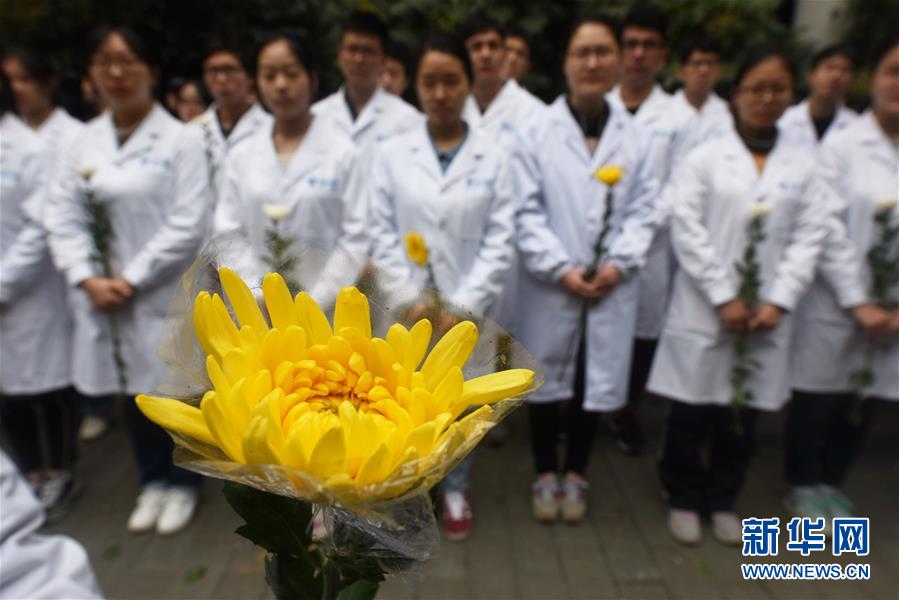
top-left (593, 165), bottom-right (623, 187)
top-left (136, 268), bottom-right (535, 504)
top-left (404, 231), bottom-right (429, 268)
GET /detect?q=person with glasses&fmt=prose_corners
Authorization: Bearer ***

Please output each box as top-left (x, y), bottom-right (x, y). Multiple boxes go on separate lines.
top-left (786, 37), bottom-right (899, 526)
top-left (646, 47), bottom-right (831, 546)
top-left (192, 42), bottom-right (272, 202)
top-left (605, 3), bottom-right (674, 457)
top-left (778, 44), bottom-right (859, 148)
top-left (312, 11), bottom-right (421, 158)
top-left (501, 27), bottom-right (532, 84)
top-left (174, 79), bottom-right (209, 123)
top-left (514, 16), bottom-right (658, 526)
top-left (45, 25), bottom-right (211, 536)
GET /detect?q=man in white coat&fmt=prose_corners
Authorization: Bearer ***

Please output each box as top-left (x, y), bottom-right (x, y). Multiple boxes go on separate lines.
top-left (192, 42), bottom-right (272, 202)
top-left (605, 4), bottom-right (672, 455)
top-left (311, 11), bottom-right (421, 162)
top-left (460, 15), bottom-right (545, 395)
top-left (778, 44), bottom-right (858, 148)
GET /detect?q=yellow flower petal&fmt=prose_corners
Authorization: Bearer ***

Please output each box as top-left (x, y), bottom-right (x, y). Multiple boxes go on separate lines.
top-left (220, 267), bottom-right (269, 333)
top-left (334, 287), bottom-right (372, 339)
top-left (420, 321), bottom-right (477, 389)
top-left (355, 442), bottom-right (392, 487)
top-left (295, 292), bottom-right (333, 345)
top-left (262, 273), bottom-right (299, 330)
top-left (308, 424), bottom-right (346, 480)
top-left (136, 395), bottom-right (217, 447)
top-left (460, 369), bottom-right (535, 406)
top-left (408, 319), bottom-right (432, 370)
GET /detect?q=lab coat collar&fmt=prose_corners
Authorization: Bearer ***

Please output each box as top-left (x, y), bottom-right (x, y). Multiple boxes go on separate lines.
top-left (332, 85), bottom-right (392, 138)
top-left (856, 111), bottom-right (898, 166)
top-left (102, 103), bottom-right (173, 164)
top-left (720, 127), bottom-right (800, 201)
top-left (548, 95), bottom-right (629, 171)
top-left (406, 121), bottom-right (488, 190)
top-left (464, 79), bottom-right (522, 126)
top-left (265, 116), bottom-right (330, 193)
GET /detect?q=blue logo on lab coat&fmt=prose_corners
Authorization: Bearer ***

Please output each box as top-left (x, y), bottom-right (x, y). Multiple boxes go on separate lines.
top-left (466, 177), bottom-right (495, 190)
top-left (308, 176), bottom-right (339, 192)
top-left (140, 156), bottom-right (173, 170)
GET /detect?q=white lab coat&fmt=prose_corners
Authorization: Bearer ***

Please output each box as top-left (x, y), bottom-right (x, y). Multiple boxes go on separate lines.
top-left (636, 90), bottom-right (734, 339)
top-left (462, 79), bottom-right (545, 333)
top-left (214, 116), bottom-right (367, 307)
top-left (45, 104), bottom-right (211, 396)
top-left (777, 99), bottom-right (858, 149)
top-left (0, 451), bottom-right (101, 599)
top-left (369, 123), bottom-right (515, 317)
top-left (514, 97), bottom-right (659, 410)
top-left (647, 130), bottom-right (830, 410)
top-left (0, 114), bottom-right (72, 394)
top-left (190, 102), bottom-right (272, 201)
top-left (791, 112), bottom-right (898, 400)
top-left (311, 85), bottom-right (422, 157)
top-left (33, 107), bottom-right (84, 170)
top-left (608, 83), bottom-right (672, 130)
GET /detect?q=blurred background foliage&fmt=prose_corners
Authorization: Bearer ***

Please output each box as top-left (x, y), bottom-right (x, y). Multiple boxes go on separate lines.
top-left (0, 0), bottom-right (892, 111)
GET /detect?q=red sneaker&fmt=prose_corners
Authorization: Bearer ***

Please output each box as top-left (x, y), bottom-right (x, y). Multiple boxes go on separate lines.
top-left (441, 491), bottom-right (472, 541)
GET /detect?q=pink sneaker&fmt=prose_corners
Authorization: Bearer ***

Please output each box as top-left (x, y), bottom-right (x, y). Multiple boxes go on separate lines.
top-left (441, 491), bottom-right (472, 541)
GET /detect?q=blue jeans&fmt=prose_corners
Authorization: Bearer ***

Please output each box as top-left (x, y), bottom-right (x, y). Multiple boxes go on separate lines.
top-left (441, 452), bottom-right (474, 494)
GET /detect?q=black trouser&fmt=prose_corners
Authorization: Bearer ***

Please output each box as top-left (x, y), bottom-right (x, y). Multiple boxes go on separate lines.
top-left (0, 387), bottom-right (81, 474)
top-left (624, 337), bottom-right (658, 411)
top-left (122, 393), bottom-right (202, 488)
top-left (528, 337), bottom-right (597, 475)
top-left (659, 399), bottom-right (759, 513)
top-left (785, 390), bottom-right (873, 488)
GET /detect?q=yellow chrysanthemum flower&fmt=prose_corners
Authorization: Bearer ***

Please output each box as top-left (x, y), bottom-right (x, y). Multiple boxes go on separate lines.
top-left (593, 165), bottom-right (623, 186)
top-left (136, 268), bottom-right (535, 504)
top-left (404, 231), bottom-right (429, 268)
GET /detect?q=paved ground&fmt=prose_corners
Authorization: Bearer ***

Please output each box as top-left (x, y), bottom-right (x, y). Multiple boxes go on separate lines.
top-left (43, 398), bottom-right (898, 600)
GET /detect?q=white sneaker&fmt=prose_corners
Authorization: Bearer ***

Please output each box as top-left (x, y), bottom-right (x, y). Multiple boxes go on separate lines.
top-left (560, 472), bottom-right (588, 524)
top-left (785, 486), bottom-right (831, 534)
top-left (531, 473), bottom-right (560, 523)
top-left (668, 509), bottom-right (701, 545)
top-left (156, 486), bottom-right (198, 535)
top-left (711, 511), bottom-right (742, 546)
top-left (79, 415), bottom-right (108, 441)
top-left (819, 485), bottom-right (854, 521)
top-left (128, 484), bottom-right (167, 533)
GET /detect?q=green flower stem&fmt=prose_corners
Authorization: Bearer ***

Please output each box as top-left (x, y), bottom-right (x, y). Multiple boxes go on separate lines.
top-left (584, 187), bottom-right (615, 280)
top-left (264, 221), bottom-right (301, 294)
top-left (84, 186), bottom-right (128, 393)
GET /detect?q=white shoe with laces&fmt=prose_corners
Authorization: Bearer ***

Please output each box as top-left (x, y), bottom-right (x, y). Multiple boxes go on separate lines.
top-left (560, 472), bottom-right (588, 524)
top-left (128, 484), bottom-right (167, 533)
top-left (668, 509), bottom-right (701, 545)
top-left (531, 473), bottom-right (560, 523)
top-left (156, 486), bottom-right (198, 536)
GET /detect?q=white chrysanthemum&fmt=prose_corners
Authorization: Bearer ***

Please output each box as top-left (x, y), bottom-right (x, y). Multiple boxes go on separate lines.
top-left (749, 203), bottom-right (773, 219)
top-left (262, 203), bottom-right (291, 222)
top-left (875, 197), bottom-right (898, 215)
top-left (74, 166), bottom-right (96, 182)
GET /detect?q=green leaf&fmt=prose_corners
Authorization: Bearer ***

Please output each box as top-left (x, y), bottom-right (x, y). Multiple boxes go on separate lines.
top-left (222, 481), bottom-right (312, 555)
top-left (183, 566), bottom-right (207, 585)
top-left (101, 543), bottom-right (121, 560)
top-left (337, 579), bottom-right (380, 600)
top-left (266, 552), bottom-right (323, 600)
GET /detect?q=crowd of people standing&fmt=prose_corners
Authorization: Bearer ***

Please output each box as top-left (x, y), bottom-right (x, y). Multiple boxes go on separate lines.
top-left (1, 5), bottom-right (897, 553)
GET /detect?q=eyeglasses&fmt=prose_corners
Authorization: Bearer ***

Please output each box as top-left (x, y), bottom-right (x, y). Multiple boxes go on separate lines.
top-left (738, 83), bottom-right (792, 98)
top-left (568, 46), bottom-right (616, 61)
top-left (91, 55), bottom-right (143, 73)
top-left (341, 44), bottom-right (378, 59)
top-left (204, 65), bottom-right (243, 78)
top-left (622, 38), bottom-right (663, 52)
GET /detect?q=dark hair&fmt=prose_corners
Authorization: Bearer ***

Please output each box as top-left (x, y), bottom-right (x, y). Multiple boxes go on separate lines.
top-left (564, 15), bottom-right (620, 55)
top-left (416, 35), bottom-right (473, 83)
top-left (732, 45), bottom-right (798, 89)
top-left (504, 26), bottom-right (530, 47)
top-left (0, 68), bottom-right (13, 114)
top-left (678, 35), bottom-right (721, 64)
top-left (810, 43), bottom-right (856, 70)
top-left (177, 79), bottom-right (211, 106)
top-left (3, 46), bottom-right (57, 89)
top-left (621, 3), bottom-right (668, 44)
top-left (870, 36), bottom-right (899, 71)
top-left (384, 41), bottom-right (412, 73)
top-left (341, 11), bottom-right (389, 51)
top-left (202, 40), bottom-right (252, 73)
top-left (87, 25), bottom-right (160, 71)
top-left (255, 31), bottom-right (319, 77)
top-left (461, 13), bottom-right (505, 43)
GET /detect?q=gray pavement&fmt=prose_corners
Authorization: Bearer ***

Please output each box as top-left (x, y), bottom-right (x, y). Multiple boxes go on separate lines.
top-left (45, 399), bottom-right (898, 599)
